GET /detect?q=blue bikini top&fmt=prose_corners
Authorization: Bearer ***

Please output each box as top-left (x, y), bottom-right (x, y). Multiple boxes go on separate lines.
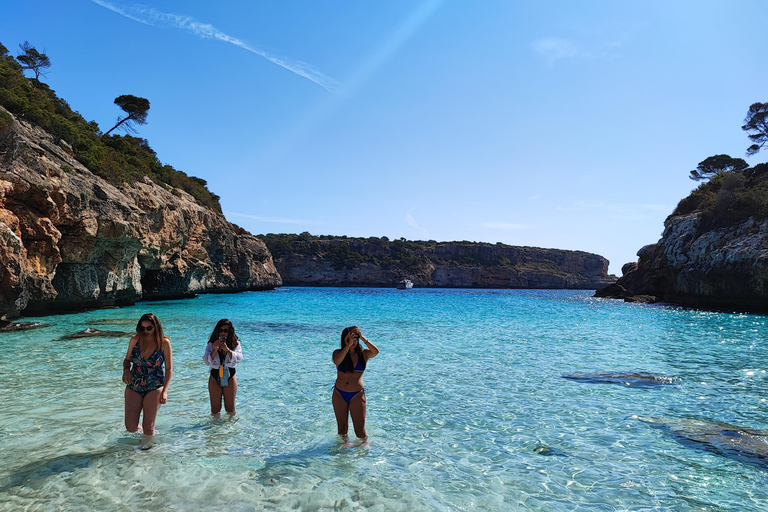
top-left (337, 358), bottom-right (365, 373)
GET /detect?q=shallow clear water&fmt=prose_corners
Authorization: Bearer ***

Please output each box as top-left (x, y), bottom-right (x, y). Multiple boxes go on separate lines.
top-left (1, 288), bottom-right (767, 511)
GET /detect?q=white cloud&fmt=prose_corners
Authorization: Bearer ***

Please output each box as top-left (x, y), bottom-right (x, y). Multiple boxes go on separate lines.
top-left (91, 0), bottom-right (338, 91)
top-left (643, 204), bottom-right (672, 212)
top-left (224, 211), bottom-right (322, 225)
top-left (480, 222), bottom-right (534, 230)
top-left (532, 38), bottom-right (583, 66)
top-left (574, 201), bottom-right (673, 212)
top-left (532, 37), bottom-right (621, 67)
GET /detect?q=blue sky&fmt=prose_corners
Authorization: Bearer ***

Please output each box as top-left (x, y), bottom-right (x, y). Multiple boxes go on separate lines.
top-left (2, 1), bottom-right (767, 274)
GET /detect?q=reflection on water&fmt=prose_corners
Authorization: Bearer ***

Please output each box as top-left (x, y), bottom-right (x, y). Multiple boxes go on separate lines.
top-left (0, 288), bottom-right (767, 511)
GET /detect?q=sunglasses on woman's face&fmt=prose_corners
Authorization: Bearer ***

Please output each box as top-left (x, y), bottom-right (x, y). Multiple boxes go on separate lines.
top-left (138, 325), bottom-right (154, 332)
top-left (219, 328), bottom-right (230, 333)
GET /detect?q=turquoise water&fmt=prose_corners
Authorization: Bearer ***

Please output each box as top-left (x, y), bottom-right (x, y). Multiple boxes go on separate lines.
top-left (1, 287), bottom-right (767, 511)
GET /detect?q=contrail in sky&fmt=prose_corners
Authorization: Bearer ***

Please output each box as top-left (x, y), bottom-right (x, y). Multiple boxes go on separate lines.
top-left (405, 213), bottom-right (429, 237)
top-left (91, 0), bottom-right (338, 92)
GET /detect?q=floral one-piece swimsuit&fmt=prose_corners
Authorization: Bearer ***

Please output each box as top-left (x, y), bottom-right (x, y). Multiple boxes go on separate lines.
top-left (127, 342), bottom-right (165, 395)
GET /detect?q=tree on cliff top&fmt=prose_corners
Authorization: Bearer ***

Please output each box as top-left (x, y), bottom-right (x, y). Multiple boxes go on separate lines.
top-left (743, 102), bottom-right (768, 157)
top-left (104, 95), bottom-right (150, 136)
top-left (16, 41), bottom-right (50, 80)
top-left (689, 154), bottom-right (748, 181)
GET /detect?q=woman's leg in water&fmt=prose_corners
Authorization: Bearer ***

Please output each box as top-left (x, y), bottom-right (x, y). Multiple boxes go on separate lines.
top-left (208, 375), bottom-right (223, 415)
top-left (125, 387), bottom-right (144, 432)
top-left (222, 376), bottom-right (237, 415)
top-left (332, 388), bottom-right (350, 438)
top-left (349, 390), bottom-right (367, 439)
top-left (140, 387), bottom-right (163, 435)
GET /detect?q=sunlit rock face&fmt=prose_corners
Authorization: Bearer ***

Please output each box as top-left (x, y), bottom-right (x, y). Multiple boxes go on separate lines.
top-left (0, 107), bottom-right (281, 318)
top-left (600, 212), bottom-right (768, 311)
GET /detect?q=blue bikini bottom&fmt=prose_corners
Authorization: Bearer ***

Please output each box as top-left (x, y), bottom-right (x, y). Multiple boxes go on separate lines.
top-left (335, 387), bottom-right (364, 403)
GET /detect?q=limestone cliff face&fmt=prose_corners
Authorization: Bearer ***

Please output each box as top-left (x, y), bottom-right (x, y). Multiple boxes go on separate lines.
top-left (268, 239), bottom-right (615, 289)
top-left (0, 107), bottom-right (281, 318)
top-left (599, 212), bottom-right (768, 310)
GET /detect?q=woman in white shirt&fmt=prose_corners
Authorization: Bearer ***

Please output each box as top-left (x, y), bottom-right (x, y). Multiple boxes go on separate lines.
top-left (203, 319), bottom-right (243, 416)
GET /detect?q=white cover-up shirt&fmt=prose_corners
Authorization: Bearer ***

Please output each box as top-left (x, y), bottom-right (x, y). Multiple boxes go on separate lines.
top-left (203, 341), bottom-right (243, 370)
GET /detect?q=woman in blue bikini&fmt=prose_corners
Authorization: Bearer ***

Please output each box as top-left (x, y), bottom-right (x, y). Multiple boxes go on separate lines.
top-left (122, 313), bottom-right (173, 446)
top-left (332, 326), bottom-right (379, 440)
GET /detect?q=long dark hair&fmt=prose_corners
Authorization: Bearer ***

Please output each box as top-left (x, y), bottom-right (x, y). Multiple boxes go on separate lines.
top-left (337, 325), bottom-right (366, 373)
top-left (136, 313), bottom-right (165, 351)
top-left (208, 318), bottom-right (239, 350)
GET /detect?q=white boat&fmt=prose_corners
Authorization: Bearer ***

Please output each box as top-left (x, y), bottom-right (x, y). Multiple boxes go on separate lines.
top-left (396, 279), bottom-right (413, 290)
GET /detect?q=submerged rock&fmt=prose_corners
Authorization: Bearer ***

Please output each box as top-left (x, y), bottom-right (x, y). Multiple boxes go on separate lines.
top-left (532, 444), bottom-right (568, 457)
top-left (63, 327), bottom-right (129, 339)
top-left (639, 416), bottom-right (768, 467)
top-left (0, 320), bottom-right (48, 331)
top-left (562, 372), bottom-right (678, 387)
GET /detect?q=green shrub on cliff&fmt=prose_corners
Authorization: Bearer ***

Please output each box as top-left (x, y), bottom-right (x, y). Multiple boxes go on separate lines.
top-left (676, 102), bottom-right (768, 231)
top-left (674, 163), bottom-right (768, 230)
top-left (0, 40), bottom-right (221, 212)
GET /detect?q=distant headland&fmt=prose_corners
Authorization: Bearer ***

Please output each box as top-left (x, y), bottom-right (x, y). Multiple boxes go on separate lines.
top-left (258, 233), bottom-right (616, 290)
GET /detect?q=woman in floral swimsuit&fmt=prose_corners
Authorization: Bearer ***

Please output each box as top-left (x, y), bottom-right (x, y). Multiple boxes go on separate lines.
top-left (122, 313), bottom-right (173, 445)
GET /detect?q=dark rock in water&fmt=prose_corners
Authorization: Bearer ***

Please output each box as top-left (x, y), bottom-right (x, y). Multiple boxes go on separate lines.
top-left (562, 372), bottom-right (678, 387)
top-left (0, 321), bottom-right (48, 331)
top-left (623, 294), bottom-right (661, 304)
top-left (593, 283), bottom-right (660, 303)
top-left (63, 327), bottom-right (129, 339)
top-left (593, 283), bottom-right (632, 298)
top-left (533, 444), bottom-right (567, 457)
top-left (639, 416), bottom-right (768, 468)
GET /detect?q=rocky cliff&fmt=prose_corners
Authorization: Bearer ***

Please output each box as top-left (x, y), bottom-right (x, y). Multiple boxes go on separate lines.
top-left (596, 213), bottom-right (768, 310)
top-left (260, 235), bottom-right (615, 289)
top-left (596, 166), bottom-right (768, 311)
top-left (0, 106), bottom-right (281, 318)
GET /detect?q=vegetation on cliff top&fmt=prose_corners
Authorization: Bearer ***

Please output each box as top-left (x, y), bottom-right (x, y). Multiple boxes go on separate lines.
top-left (674, 102), bottom-right (768, 232)
top-left (257, 232), bottom-right (592, 273)
top-left (0, 41), bottom-right (221, 212)
top-left (674, 163), bottom-right (768, 231)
